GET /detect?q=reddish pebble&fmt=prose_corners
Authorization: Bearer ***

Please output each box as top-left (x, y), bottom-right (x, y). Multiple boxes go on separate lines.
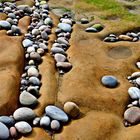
top-left (10, 127), bottom-right (17, 138)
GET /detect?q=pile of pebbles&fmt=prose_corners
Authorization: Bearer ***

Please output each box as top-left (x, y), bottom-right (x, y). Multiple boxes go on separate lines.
top-left (104, 32), bottom-right (140, 42)
top-left (124, 62), bottom-right (140, 126)
top-left (0, 0), bottom-right (80, 139)
top-left (51, 13), bottom-right (74, 74)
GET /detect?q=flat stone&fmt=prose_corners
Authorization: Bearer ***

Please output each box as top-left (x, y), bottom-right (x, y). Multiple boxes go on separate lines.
top-left (13, 107), bottom-right (36, 121)
top-left (104, 36), bottom-right (118, 42)
top-left (128, 87), bottom-right (140, 99)
top-left (124, 107), bottom-right (140, 124)
top-left (0, 116), bottom-right (15, 127)
top-left (15, 121), bottom-right (32, 134)
top-left (101, 75), bottom-right (119, 88)
top-left (37, 48), bottom-right (45, 55)
top-left (58, 23), bottom-right (72, 32)
top-left (41, 31), bottom-right (48, 40)
top-left (51, 120), bottom-right (60, 130)
top-left (19, 91), bottom-right (38, 106)
top-left (64, 102), bottom-right (80, 118)
top-left (0, 20), bottom-right (11, 30)
top-left (0, 122), bottom-right (9, 140)
top-left (40, 116), bottom-right (50, 128)
top-left (45, 105), bottom-right (69, 122)
top-left (32, 29), bottom-right (40, 36)
top-left (62, 19), bottom-right (72, 25)
top-left (81, 18), bottom-right (89, 24)
top-left (39, 43), bottom-right (48, 50)
top-left (22, 39), bottom-right (33, 48)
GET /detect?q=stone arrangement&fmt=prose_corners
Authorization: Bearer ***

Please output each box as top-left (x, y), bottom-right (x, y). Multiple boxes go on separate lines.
top-left (104, 32), bottom-right (140, 42)
top-left (124, 68), bottom-right (140, 126)
top-left (0, 0), bottom-right (80, 139)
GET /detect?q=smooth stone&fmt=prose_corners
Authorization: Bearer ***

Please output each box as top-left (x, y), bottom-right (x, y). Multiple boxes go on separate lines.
top-left (7, 30), bottom-right (13, 36)
top-left (81, 18), bottom-right (89, 24)
top-left (0, 122), bottom-right (9, 140)
top-left (44, 17), bottom-right (53, 26)
top-left (132, 100), bottom-right (139, 106)
top-left (133, 37), bottom-right (139, 42)
top-left (92, 23), bottom-right (104, 31)
top-left (54, 53), bottom-right (66, 62)
top-left (136, 77), bottom-right (140, 86)
top-left (39, 43), bottom-right (48, 50)
top-left (11, 25), bottom-right (21, 35)
top-left (104, 36), bottom-right (118, 42)
top-left (13, 107), bottom-right (36, 121)
top-left (57, 37), bottom-right (69, 46)
top-left (45, 105), bottom-right (68, 122)
top-left (8, 13), bottom-right (16, 19)
top-left (0, 116), bottom-right (15, 127)
top-left (15, 121), bottom-right (32, 134)
top-left (51, 47), bottom-right (65, 55)
top-left (128, 87), bottom-right (140, 99)
top-left (64, 102), bottom-right (80, 118)
top-left (51, 120), bottom-right (60, 130)
top-left (85, 27), bottom-right (98, 32)
top-left (19, 91), bottom-right (38, 106)
top-left (40, 116), bottom-right (50, 128)
top-left (27, 67), bottom-right (39, 77)
top-left (0, 20), bottom-right (11, 30)
top-left (39, 25), bottom-right (48, 31)
top-left (4, 7), bottom-right (12, 13)
top-left (29, 76), bottom-right (41, 86)
top-left (33, 117), bottom-right (40, 126)
top-left (37, 48), bottom-right (45, 55)
top-left (30, 52), bottom-right (42, 63)
top-left (6, 18), bottom-right (15, 25)
top-left (62, 19), bottom-right (72, 25)
top-left (10, 127), bottom-right (17, 138)
top-left (27, 86), bottom-right (39, 96)
top-left (124, 107), bottom-right (140, 124)
top-left (17, 5), bottom-right (32, 14)
top-left (32, 29), bottom-right (40, 36)
top-left (136, 62), bottom-right (140, 69)
top-left (41, 31), bottom-right (48, 40)
top-left (58, 23), bottom-right (72, 32)
top-left (27, 46), bottom-right (35, 53)
top-left (52, 43), bottom-right (62, 48)
top-left (131, 72), bottom-right (140, 79)
top-left (56, 62), bottom-right (72, 71)
top-left (22, 39), bottom-right (33, 48)
top-left (101, 75), bottom-right (119, 88)
top-left (28, 60), bottom-right (35, 65)
top-left (118, 35), bottom-right (133, 41)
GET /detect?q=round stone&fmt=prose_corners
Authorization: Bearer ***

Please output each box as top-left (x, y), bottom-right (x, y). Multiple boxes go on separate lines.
top-left (54, 53), bottom-right (66, 62)
top-left (11, 25), bottom-right (21, 35)
top-left (58, 23), bottom-right (72, 32)
top-left (124, 107), bottom-right (140, 124)
top-left (27, 67), bottom-right (39, 77)
top-left (29, 76), bottom-right (41, 86)
top-left (13, 107), bottom-right (36, 121)
top-left (0, 20), bottom-right (11, 30)
top-left (44, 17), bottom-right (53, 26)
top-left (101, 75), bottom-right (119, 88)
top-left (128, 87), bottom-right (140, 99)
top-left (15, 121), bottom-right (32, 134)
top-left (32, 29), bottom-right (40, 36)
top-left (28, 60), bottom-right (35, 65)
top-left (27, 46), bottom-right (35, 53)
top-left (10, 127), bottom-right (17, 138)
top-left (51, 120), bottom-right (60, 130)
top-left (33, 117), bottom-right (40, 126)
top-left (0, 122), bottom-right (9, 140)
top-left (40, 116), bottom-right (50, 128)
top-left (45, 105), bottom-right (68, 122)
top-left (8, 13), bottom-right (16, 19)
top-left (19, 91), bottom-right (38, 106)
top-left (131, 72), bottom-right (140, 79)
top-left (37, 48), bottom-right (45, 55)
top-left (39, 43), bottom-right (48, 50)
top-left (30, 52), bottom-right (42, 63)
top-left (0, 116), bottom-right (15, 127)
top-left (64, 102), bottom-right (80, 118)
top-left (22, 39), bottom-right (33, 48)
top-left (41, 31), bottom-right (48, 40)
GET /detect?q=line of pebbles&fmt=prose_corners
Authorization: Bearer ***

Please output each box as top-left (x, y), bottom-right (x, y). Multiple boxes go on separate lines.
top-left (124, 63), bottom-right (140, 127)
top-left (0, 0), bottom-right (80, 139)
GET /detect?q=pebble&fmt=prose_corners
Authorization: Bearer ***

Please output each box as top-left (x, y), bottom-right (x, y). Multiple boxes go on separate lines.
top-left (13, 107), bottom-right (36, 121)
top-left (28, 60), bottom-right (35, 65)
top-left (29, 76), bottom-right (41, 86)
top-left (118, 35), bottom-right (133, 41)
top-left (45, 105), bottom-right (69, 122)
top-left (85, 27), bottom-right (98, 32)
top-left (22, 39), bottom-right (33, 48)
top-left (32, 28), bottom-right (40, 36)
top-left (104, 36), bottom-right (118, 42)
top-left (27, 86), bottom-right (39, 96)
top-left (11, 25), bottom-right (21, 35)
top-left (27, 67), bottom-right (39, 77)
top-left (51, 47), bottom-right (65, 55)
top-left (17, 5), bottom-right (32, 14)
top-left (80, 18), bottom-right (89, 24)
top-left (0, 20), bottom-right (11, 30)
top-left (37, 48), bottom-right (45, 55)
top-left (19, 91), bottom-right (38, 106)
top-left (30, 52), bottom-right (42, 63)
top-left (39, 43), bottom-right (48, 50)
top-left (54, 53), bottom-right (66, 62)
top-left (58, 23), bottom-right (72, 32)
top-left (0, 116), bottom-right (15, 127)
top-left (15, 121), bottom-right (32, 134)
top-left (0, 122), bottom-right (10, 140)
top-left (92, 24), bottom-right (103, 31)
top-left (44, 17), bottom-right (53, 26)
top-left (131, 72), bottom-right (140, 79)
top-left (128, 87), bottom-right (140, 99)
top-left (41, 31), bottom-right (48, 40)
top-left (136, 77), bottom-right (140, 86)
top-left (27, 46), bottom-right (35, 53)
top-left (51, 120), bottom-right (60, 130)
top-left (57, 37), bottom-right (69, 46)
top-left (64, 102), bottom-right (80, 118)
top-left (9, 127), bottom-right (17, 138)
top-left (33, 117), bottom-right (40, 126)
top-left (40, 116), bottom-right (50, 128)
top-left (124, 107), bottom-right (140, 124)
top-left (8, 13), bottom-right (16, 19)
top-left (56, 62), bottom-right (72, 71)
top-left (62, 19), bottom-right (72, 25)
top-left (136, 62), bottom-right (140, 69)
top-left (101, 75), bottom-right (119, 88)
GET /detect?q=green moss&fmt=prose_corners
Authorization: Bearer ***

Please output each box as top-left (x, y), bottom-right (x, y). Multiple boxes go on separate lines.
top-left (0, 0), bottom-right (12, 2)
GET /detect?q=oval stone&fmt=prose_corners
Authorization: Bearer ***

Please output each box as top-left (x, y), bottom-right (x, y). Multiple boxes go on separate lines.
top-left (45, 105), bottom-right (68, 122)
top-left (136, 77), bottom-right (140, 86)
top-left (51, 47), bottom-right (65, 55)
top-left (27, 67), bottom-right (39, 77)
top-left (0, 122), bottom-right (9, 139)
top-left (10, 127), bottom-right (17, 138)
top-left (56, 62), bottom-right (72, 70)
top-left (0, 116), bottom-right (15, 127)
top-left (29, 76), bottom-right (41, 86)
top-left (54, 53), bottom-right (66, 62)
top-left (128, 87), bottom-right (140, 99)
top-left (101, 75), bottom-right (119, 88)
top-left (27, 46), bottom-right (35, 53)
top-left (13, 107), bottom-right (36, 121)
top-left (124, 107), bottom-right (140, 124)
top-left (131, 72), bottom-right (140, 79)
top-left (22, 39), bottom-right (33, 48)
top-left (40, 116), bottom-right (50, 128)
top-left (58, 23), bottom-right (72, 32)
top-left (0, 20), bottom-right (11, 30)
top-left (15, 121), bottom-right (32, 134)
top-left (51, 120), bottom-right (60, 130)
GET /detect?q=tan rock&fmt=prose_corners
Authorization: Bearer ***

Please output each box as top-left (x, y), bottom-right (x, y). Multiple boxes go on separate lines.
top-left (118, 35), bottom-right (133, 41)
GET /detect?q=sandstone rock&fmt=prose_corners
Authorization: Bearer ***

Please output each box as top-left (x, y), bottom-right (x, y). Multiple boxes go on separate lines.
top-left (118, 35), bottom-right (133, 41)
